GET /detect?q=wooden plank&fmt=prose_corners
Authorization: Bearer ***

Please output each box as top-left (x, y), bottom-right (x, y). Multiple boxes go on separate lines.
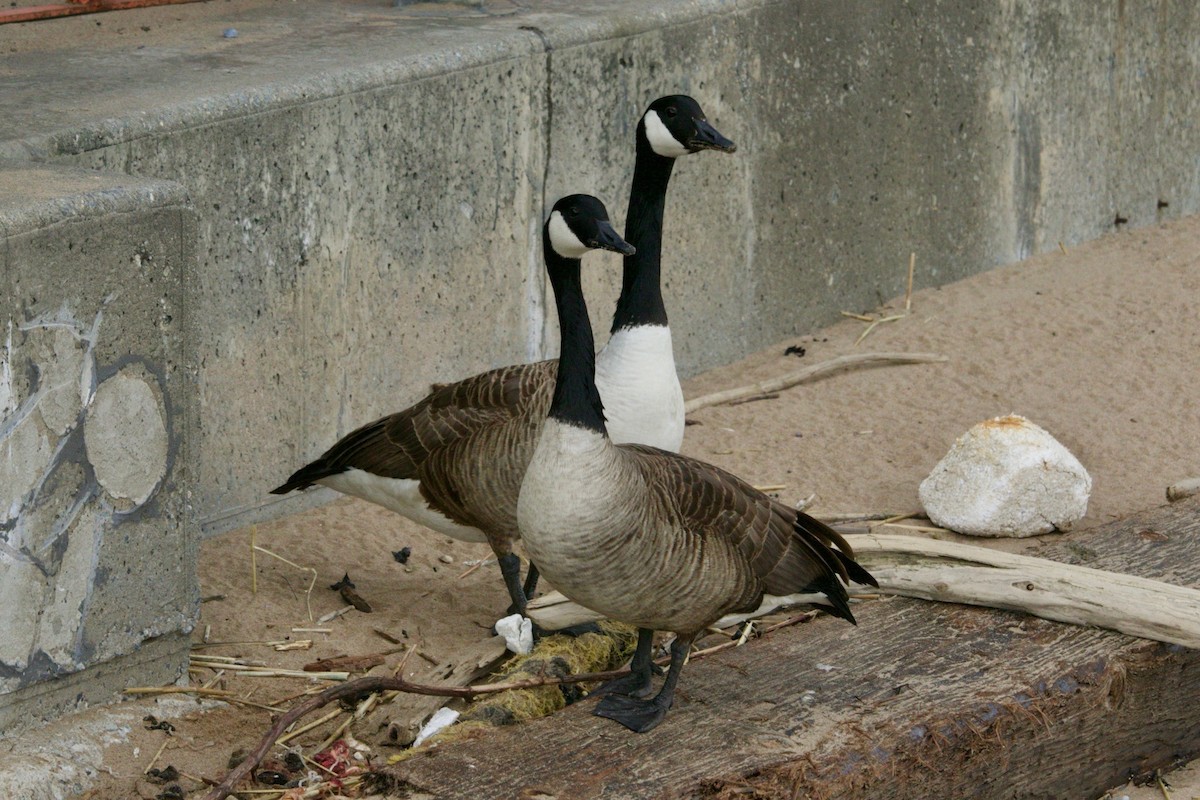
top-left (382, 498), bottom-right (1200, 799)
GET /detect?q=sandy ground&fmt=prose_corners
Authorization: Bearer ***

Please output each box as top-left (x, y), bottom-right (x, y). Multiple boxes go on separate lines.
top-left (4, 215), bottom-right (1199, 798)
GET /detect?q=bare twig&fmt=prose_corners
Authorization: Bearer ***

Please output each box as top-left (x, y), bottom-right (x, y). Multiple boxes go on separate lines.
top-left (1157, 772), bottom-right (1172, 800)
top-left (815, 511), bottom-right (921, 523)
top-left (854, 314), bottom-right (907, 346)
top-left (728, 392), bottom-right (780, 406)
top-left (457, 558), bottom-right (495, 580)
top-left (868, 511), bottom-right (922, 529)
top-left (143, 737), bottom-right (171, 775)
top-left (905, 252), bottom-right (916, 311)
top-left (250, 534), bottom-right (318, 622)
top-left (839, 310), bottom-right (875, 322)
top-left (277, 708), bottom-right (342, 746)
top-left (684, 352), bottom-right (947, 413)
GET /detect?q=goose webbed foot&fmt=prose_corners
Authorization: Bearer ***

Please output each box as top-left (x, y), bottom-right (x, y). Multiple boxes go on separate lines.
top-left (592, 670), bottom-right (655, 700)
top-left (592, 630), bottom-right (693, 734)
top-left (594, 693), bottom-right (671, 732)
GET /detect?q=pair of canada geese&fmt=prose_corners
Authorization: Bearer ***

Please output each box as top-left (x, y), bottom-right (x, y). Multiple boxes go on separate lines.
top-left (273, 96), bottom-right (877, 733)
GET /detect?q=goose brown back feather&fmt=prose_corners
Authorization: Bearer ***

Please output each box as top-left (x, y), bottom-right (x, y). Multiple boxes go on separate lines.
top-left (271, 360), bottom-right (558, 545)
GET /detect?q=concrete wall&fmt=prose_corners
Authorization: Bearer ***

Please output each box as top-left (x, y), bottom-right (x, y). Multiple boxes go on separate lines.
top-left (14, 0), bottom-right (1192, 537)
top-left (0, 0), bottom-right (1197, 725)
top-left (0, 165), bottom-right (197, 730)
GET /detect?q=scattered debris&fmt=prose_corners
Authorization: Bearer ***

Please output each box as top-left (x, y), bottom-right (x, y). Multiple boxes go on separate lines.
top-left (341, 584), bottom-right (373, 613)
top-left (1166, 477), bottom-right (1200, 503)
top-left (329, 572), bottom-right (372, 611)
top-left (303, 650), bottom-right (397, 673)
top-left (494, 613), bottom-right (533, 655)
top-left (145, 765), bottom-right (179, 784)
top-left (316, 605), bottom-right (356, 625)
top-left (227, 748), bottom-right (247, 770)
top-left (412, 707), bottom-right (460, 747)
top-left (255, 770), bottom-right (289, 786)
top-left (919, 415), bottom-right (1091, 537)
top-left (784, 344), bottom-right (806, 357)
top-left (393, 547), bottom-right (412, 564)
top-left (222, 27), bottom-right (237, 38)
top-left (373, 627), bottom-right (404, 644)
top-left (143, 715), bottom-right (175, 734)
top-left (438, 554), bottom-right (454, 564)
top-left (274, 639), bottom-right (313, 651)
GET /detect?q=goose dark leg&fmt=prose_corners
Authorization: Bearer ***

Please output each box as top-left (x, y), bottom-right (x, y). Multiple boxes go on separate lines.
top-left (496, 554), bottom-right (599, 639)
top-left (522, 562), bottom-right (540, 600)
top-left (591, 628), bottom-right (656, 699)
top-left (497, 552), bottom-right (528, 617)
top-left (594, 633), bottom-right (694, 733)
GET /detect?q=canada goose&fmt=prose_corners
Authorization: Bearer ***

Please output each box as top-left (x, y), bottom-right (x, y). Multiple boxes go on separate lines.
top-left (271, 96), bottom-right (734, 619)
top-left (518, 197), bottom-right (878, 733)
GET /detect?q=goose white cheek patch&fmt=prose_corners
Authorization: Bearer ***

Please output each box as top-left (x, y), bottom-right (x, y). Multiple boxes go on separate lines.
top-left (644, 109), bottom-right (691, 158)
top-left (547, 210), bottom-right (591, 258)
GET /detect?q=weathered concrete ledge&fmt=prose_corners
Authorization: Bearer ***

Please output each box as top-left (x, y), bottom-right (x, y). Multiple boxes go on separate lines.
top-left (0, 164), bottom-right (197, 731)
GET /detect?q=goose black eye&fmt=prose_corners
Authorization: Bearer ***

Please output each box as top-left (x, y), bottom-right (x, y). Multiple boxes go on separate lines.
top-left (569, 207), bottom-right (579, 216)
top-left (665, 106), bottom-right (677, 118)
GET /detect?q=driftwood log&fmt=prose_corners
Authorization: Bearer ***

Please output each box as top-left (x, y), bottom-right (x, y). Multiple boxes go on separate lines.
top-left (528, 533), bottom-right (1200, 647)
top-left (384, 498), bottom-right (1200, 799)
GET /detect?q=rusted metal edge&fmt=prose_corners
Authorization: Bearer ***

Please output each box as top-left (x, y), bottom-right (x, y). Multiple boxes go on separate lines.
top-left (0, 0), bottom-right (207, 26)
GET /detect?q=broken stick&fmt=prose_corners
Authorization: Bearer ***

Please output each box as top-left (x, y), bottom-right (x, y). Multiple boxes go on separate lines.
top-left (683, 352), bottom-right (947, 414)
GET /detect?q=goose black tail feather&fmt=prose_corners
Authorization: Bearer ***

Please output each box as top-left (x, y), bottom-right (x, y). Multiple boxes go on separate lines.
top-left (269, 460), bottom-right (349, 495)
top-left (835, 549), bottom-right (879, 589)
top-left (793, 512), bottom-right (880, 589)
top-left (806, 572), bottom-right (857, 625)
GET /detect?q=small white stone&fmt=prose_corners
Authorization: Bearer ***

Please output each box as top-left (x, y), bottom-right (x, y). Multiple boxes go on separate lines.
top-left (494, 613), bottom-right (533, 655)
top-left (919, 415), bottom-right (1091, 537)
top-left (438, 554), bottom-right (453, 564)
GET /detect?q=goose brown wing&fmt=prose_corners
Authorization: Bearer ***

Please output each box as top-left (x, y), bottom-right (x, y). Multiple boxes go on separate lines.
top-left (271, 360), bottom-right (557, 493)
top-left (624, 445), bottom-right (875, 621)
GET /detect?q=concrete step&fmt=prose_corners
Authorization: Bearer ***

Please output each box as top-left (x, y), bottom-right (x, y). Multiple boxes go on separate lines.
top-left (0, 163), bottom-right (198, 732)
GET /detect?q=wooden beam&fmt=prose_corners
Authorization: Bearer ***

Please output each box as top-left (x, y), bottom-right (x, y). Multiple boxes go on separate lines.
top-left (0, 0), bottom-right (206, 26)
top-left (383, 498), bottom-right (1200, 798)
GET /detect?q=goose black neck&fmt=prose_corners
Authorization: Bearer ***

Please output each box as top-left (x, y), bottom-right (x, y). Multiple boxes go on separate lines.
top-left (610, 143), bottom-right (675, 334)
top-left (544, 231), bottom-right (607, 435)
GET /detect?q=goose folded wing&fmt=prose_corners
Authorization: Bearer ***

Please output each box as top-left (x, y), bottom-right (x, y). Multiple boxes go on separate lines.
top-left (625, 445), bottom-right (872, 606)
top-left (278, 360), bottom-right (556, 488)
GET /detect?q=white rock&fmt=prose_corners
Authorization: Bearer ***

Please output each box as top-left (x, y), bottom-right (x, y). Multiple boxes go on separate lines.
top-left (919, 415), bottom-right (1091, 537)
top-left (494, 613), bottom-right (533, 655)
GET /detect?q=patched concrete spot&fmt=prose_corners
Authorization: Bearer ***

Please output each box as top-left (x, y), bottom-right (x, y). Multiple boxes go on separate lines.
top-left (0, 555), bottom-right (42, 679)
top-left (83, 369), bottom-right (168, 508)
top-left (21, 326), bottom-right (87, 437)
top-left (1, 413), bottom-right (54, 526)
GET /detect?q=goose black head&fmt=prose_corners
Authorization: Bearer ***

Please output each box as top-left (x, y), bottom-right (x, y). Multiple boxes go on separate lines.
top-left (639, 95), bottom-right (737, 158)
top-left (546, 194), bottom-right (636, 260)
